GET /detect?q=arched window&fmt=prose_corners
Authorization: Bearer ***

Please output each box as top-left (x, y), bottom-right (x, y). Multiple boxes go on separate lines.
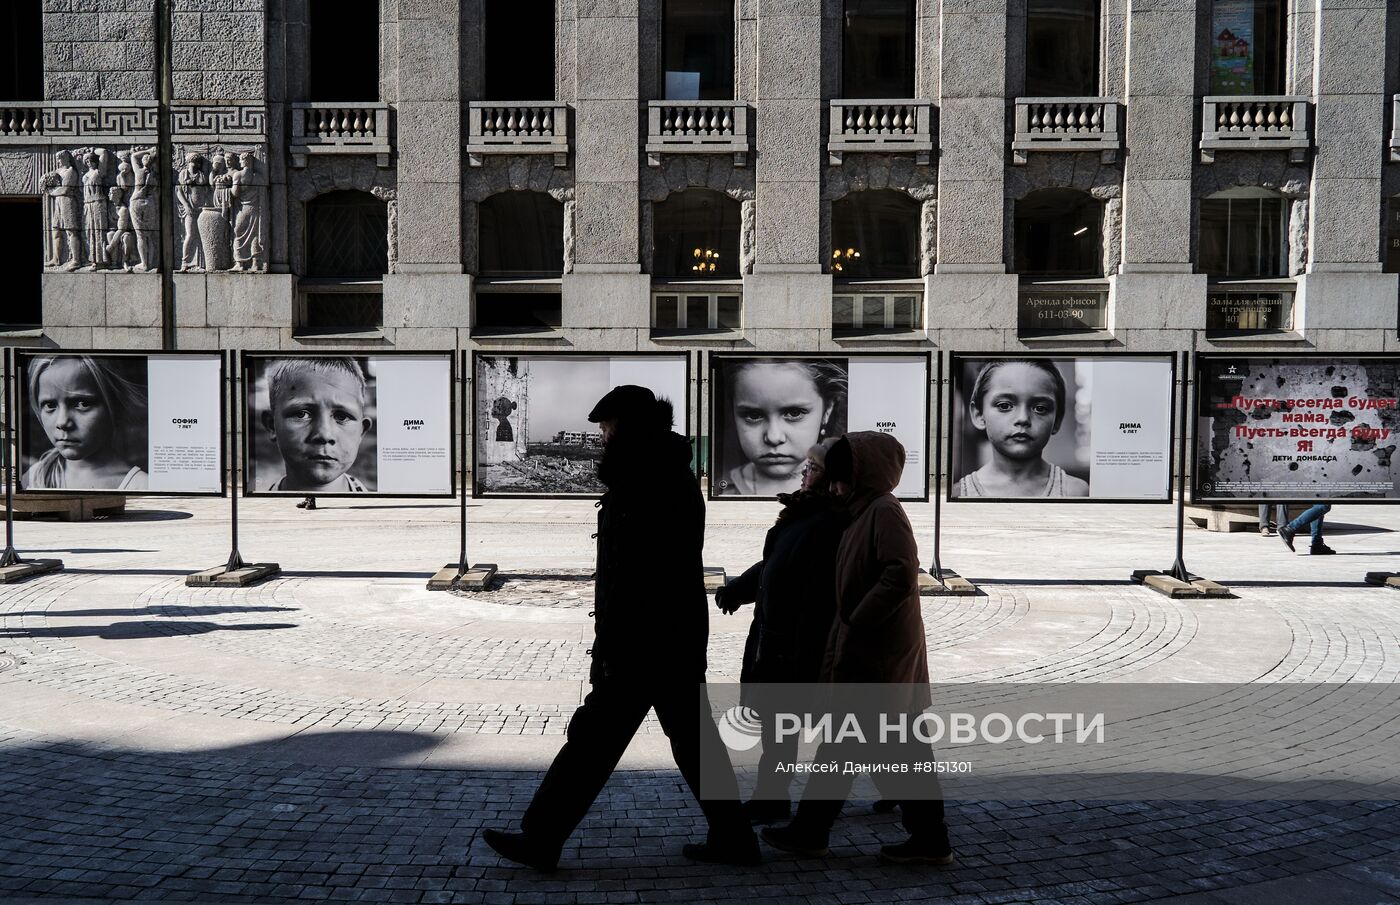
top-left (2, 2), bottom-right (41, 100)
top-left (1210, 0), bottom-right (1285, 95)
top-left (842, 0), bottom-right (915, 98)
top-left (1014, 189), bottom-right (1103, 278)
top-left (1025, 0), bottom-right (1099, 97)
top-left (662, 0), bottom-right (734, 100)
top-left (478, 192), bottom-right (564, 277)
top-left (831, 190), bottom-right (920, 280)
top-left (0, 199), bottom-right (41, 329)
top-left (301, 190), bottom-right (388, 333)
top-left (309, 0), bottom-right (380, 101)
top-left (1198, 186), bottom-right (1286, 278)
top-left (485, 0), bottom-right (555, 100)
top-left (653, 189), bottom-right (741, 280)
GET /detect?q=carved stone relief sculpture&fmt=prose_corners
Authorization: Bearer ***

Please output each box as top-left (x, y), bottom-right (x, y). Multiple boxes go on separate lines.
top-left (171, 147), bottom-right (268, 273)
top-left (43, 146), bottom-right (159, 272)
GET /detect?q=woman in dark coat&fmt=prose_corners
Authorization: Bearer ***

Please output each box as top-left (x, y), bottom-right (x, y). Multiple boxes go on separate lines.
top-left (718, 438), bottom-right (849, 823)
top-left (762, 432), bottom-right (953, 865)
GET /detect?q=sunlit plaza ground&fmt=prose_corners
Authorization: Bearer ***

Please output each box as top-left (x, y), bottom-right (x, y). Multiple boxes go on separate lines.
top-left (2, 495), bottom-right (1400, 904)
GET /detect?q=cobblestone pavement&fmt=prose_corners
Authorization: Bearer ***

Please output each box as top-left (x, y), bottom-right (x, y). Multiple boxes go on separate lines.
top-left (1, 496), bottom-right (1399, 904)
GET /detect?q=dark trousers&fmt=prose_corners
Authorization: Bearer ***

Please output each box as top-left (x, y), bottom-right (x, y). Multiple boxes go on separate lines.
top-left (521, 677), bottom-right (750, 850)
top-left (793, 734), bottom-right (949, 845)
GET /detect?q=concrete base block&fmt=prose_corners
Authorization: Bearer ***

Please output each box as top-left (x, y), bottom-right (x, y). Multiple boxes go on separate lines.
top-left (0, 559), bottom-right (63, 584)
top-left (427, 562), bottom-right (498, 591)
top-left (1364, 571), bottom-right (1400, 589)
top-left (1185, 505), bottom-right (1257, 533)
top-left (919, 568), bottom-right (978, 596)
top-left (703, 566), bottom-right (727, 593)
top-left (6, 495), bottom-right (127, 522)
top-left (1131, 570), bottom-right (1233, 598)
top-left (186, 563), bottom-right (281, 588)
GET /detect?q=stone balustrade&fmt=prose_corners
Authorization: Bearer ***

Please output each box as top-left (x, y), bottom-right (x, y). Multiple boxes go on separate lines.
top-left (0, 101), bottom-right (159, 145)
top-left (645, 101), bottom-right (751, 166)
top-left (466, 101), bottom-right (570, 167)
top-left (289, 102), bottom-right (393, 167)
top-left (1012, 98), bottom-right (1122, 164)
top-left (1200, 96), bottom-right (1311, 163)
top-left (827, 100), bottom-right (935, 165)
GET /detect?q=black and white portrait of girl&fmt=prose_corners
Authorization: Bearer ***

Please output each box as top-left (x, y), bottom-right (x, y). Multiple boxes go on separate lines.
top-left (21, 355), bottom-right (150, 491)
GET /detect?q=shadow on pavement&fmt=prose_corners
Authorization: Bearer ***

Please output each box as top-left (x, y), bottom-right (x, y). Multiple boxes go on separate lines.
top-left (0, 621), bottom-right (297, 640)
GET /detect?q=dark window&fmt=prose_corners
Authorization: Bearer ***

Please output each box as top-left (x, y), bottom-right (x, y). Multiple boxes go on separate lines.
top-left (662, 0), bottom-right (734, 100)
top-left (1014, 189), bottom-right (1104, 277)
top-left (1386, 197), bottom-right (1400, 273)
top-left (485, 0), bottom-right (555, 100)
top-left (1025, 0), bottom-right (1099, 96)
top-left (0, 198), bottom-right (42, 329)
top-left (479, 192), bottom-right (565, 277)
top-left (1198, 189), bottom-right (1287, 278)
top-left (652, 189), bottom-right (741, 279)
top-left (476, 291), bottom-right (562, 331)
top-left (1210, 0), bottom-right (1285, 95)
top-left (302, 292), bottom-right (384, 332)
top-left (1, 3), bottom-right (42, 100)
top-left (831, 190), bottom-right (920, 279)
top-left (842, 0), bottom-right (914, 98)
top-left (309, 0), bottom-right (379, 101)
top-left (306, 190), bottom-right (388, 278)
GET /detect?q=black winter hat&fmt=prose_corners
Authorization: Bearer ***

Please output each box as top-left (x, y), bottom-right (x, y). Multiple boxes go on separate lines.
top-left (824, 437), bottom-right (853, 484)
top-left (587, 384), bottom-right (658, 424)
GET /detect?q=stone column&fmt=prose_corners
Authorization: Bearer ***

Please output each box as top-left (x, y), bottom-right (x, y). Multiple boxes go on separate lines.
top-left (745, 0), bottom-right (827, 342)
top-left (927, 0), bottom-right (1016, 349)
top-left (381, 0), bottom-right (470, 338)
top-left (1295, 0), bottom-right (1397, 346)
top-left (561, 0), bottom-right (648, 339)
top-left (1112, 0), bottom-right (1204, 344)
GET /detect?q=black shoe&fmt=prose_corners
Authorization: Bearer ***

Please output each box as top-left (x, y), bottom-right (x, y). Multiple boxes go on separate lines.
top-left (480, 829), bottom-right (560, 872)
top-left (682, 837), bottom-right (762, 866)
top-left (760, 823), bottom-right (830, 857)
top-left (1310, 543), bottom-right (1336, 555)
top-left (742, 798), bottom-right (792, 825)
top-left (1279, 526), bottom-right (1297, 551)
top-left (872, 799), bottom-right (899, 814)
top-left (878, 836), bottom-right (955, 866)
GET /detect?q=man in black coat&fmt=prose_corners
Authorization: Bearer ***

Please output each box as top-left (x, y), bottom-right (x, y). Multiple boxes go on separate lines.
top-left (482, 385), bottom-right (759, 871)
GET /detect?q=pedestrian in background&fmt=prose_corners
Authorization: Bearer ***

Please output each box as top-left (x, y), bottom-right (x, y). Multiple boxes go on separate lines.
top-left (1281, 504), bottom-right (1335, 555)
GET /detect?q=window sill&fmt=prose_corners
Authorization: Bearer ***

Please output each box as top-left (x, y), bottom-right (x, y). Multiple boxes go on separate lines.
top-left (650, 328), bottom-right (745, 342)
top-left (833, 329), bottom-right (929, 343)
top-left (1204, 330), bottom-right (1306, 343)
top-left (470, 325), bottom-right (566, 340)
top-left (0, 328), bottom-right (44, 338)
top-left (1019, 329), bottom-right (1116, 343)
top-left (292, 328), bottom-right (387, 340)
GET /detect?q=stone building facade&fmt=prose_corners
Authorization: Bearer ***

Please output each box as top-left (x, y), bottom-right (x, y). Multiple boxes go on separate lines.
top-left (2, 0), bottom-right (1398, 368)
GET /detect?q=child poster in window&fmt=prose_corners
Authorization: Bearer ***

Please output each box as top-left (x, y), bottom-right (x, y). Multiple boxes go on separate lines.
top-left (16, 352), bottom-right (224, 495)
top-left (949, 355), bottom-right (1173, 502)
top-left (244, 354), bottom-right (454, 497)
top-left (1212, 0), bottom-right (1255, 94)
top-left (1195, 355), bottom-right (1400, 502)
top-left (709, 355), bottom-right (930, 500)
